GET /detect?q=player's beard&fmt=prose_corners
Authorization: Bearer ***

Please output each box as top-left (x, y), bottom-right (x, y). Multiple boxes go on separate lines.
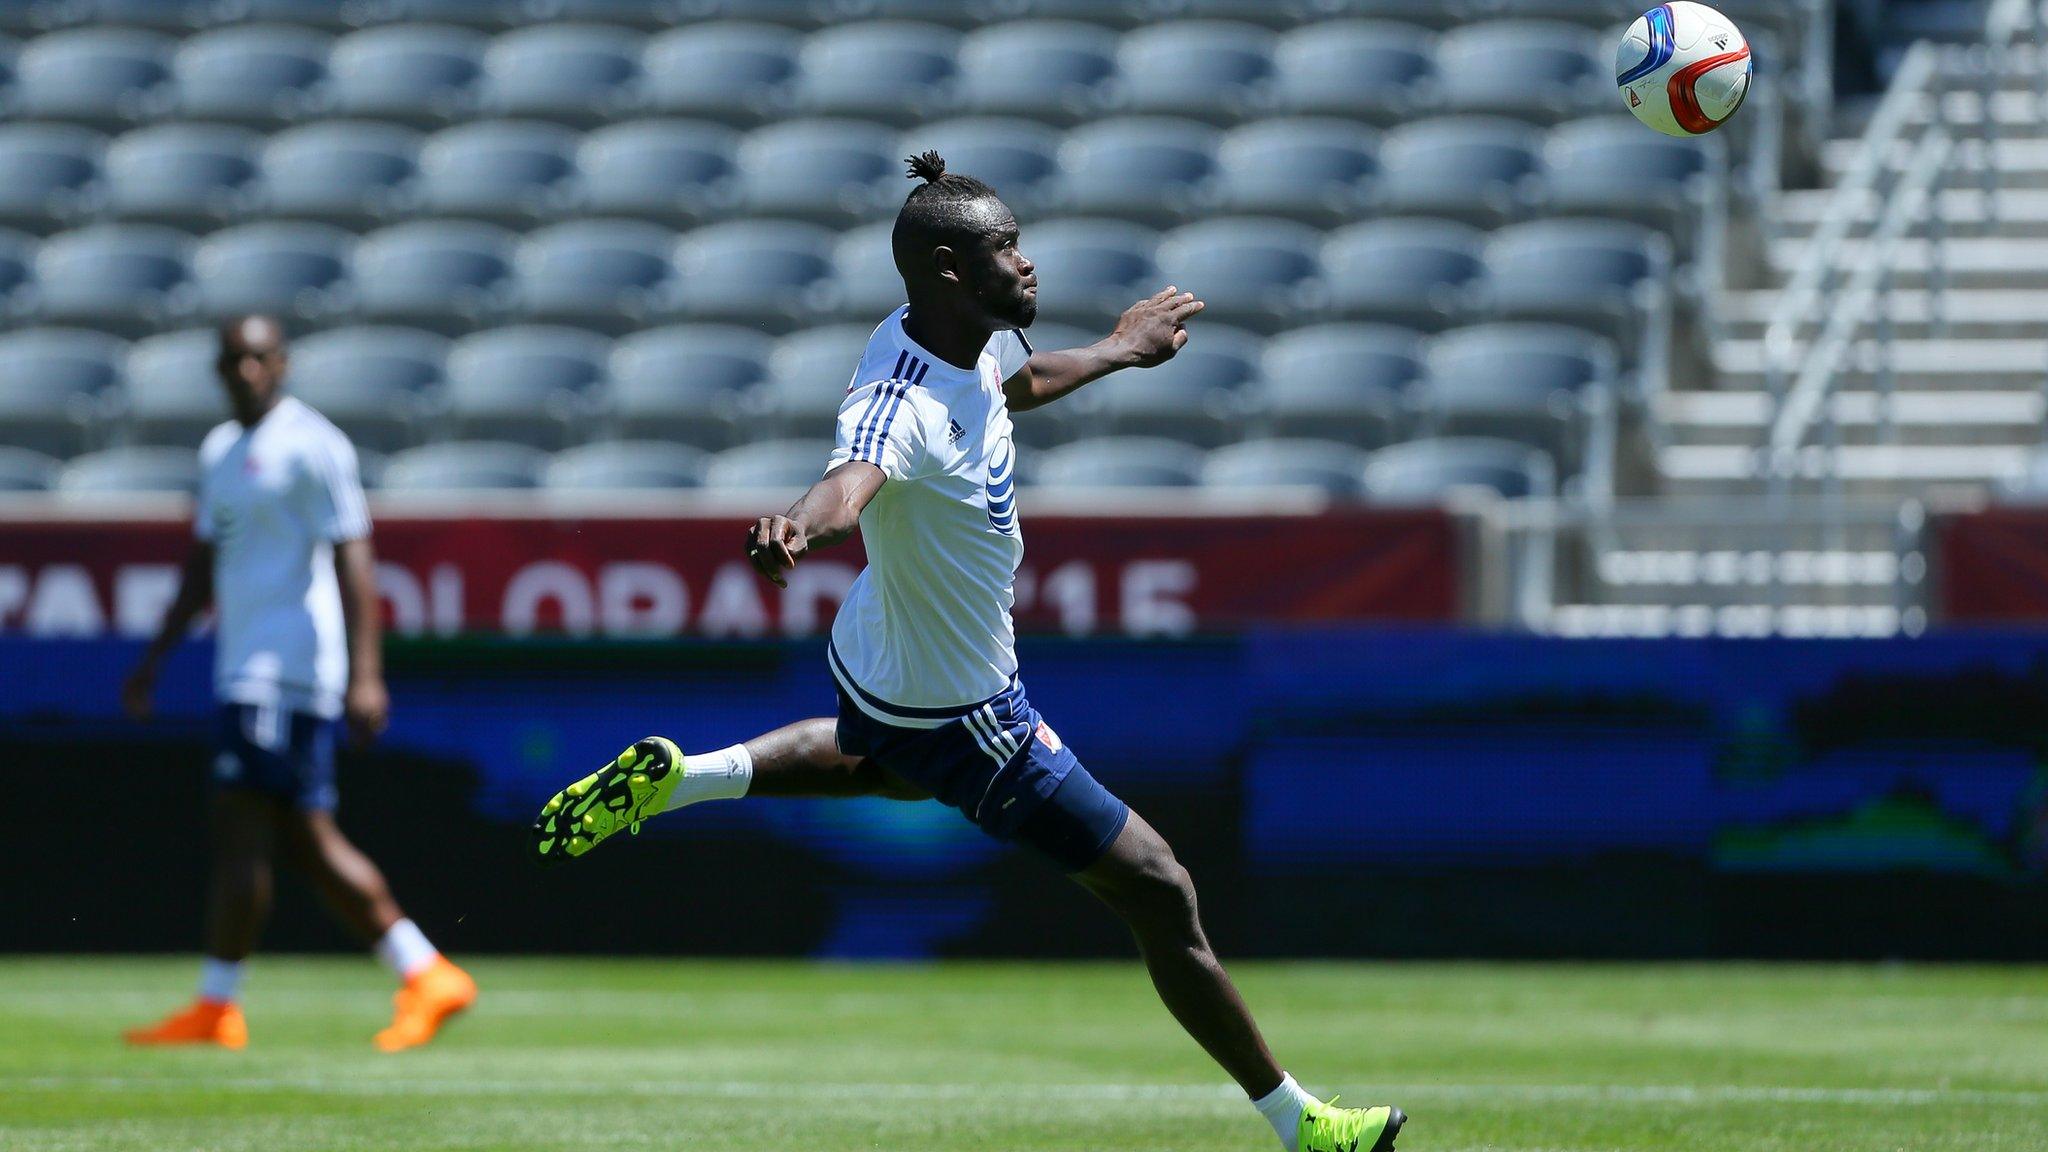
top-left (983, 283), bottom-right (1037, 330)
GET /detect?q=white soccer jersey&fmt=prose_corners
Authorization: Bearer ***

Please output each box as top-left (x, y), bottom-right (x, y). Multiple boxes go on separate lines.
top-left (195, 396), bottom-right (371, 720)
top-left (826, 306), bottom-right (1034, 726)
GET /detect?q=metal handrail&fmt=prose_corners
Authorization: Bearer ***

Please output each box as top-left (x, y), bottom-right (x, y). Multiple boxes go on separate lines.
top-left (1767, 130), bottom-right (1954, 467)
top-left (1986, 0), bottom-right (2043, 45)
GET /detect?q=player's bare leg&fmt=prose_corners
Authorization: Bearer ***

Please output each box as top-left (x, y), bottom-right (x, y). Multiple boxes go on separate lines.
top-left (743, 718), bottom-right (930, 800)
top-left (124, 793), bottom-right (273, 1047)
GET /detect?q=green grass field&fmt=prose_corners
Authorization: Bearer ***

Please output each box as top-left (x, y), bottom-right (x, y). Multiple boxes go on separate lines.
top-left (3, 958), bottom-right (2045, 1152)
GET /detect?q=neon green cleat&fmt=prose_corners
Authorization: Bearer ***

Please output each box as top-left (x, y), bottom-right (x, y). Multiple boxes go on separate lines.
top-left (531, 737), bottom-right (682, 863)
top-left (1298, 1098), bottom-right (1405, 1152)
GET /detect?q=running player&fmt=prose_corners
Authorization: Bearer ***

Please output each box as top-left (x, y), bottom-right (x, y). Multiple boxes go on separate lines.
top-left (531, 155), bottom-right (1405, 1152)
top-left (123, 315), bottom-right (476, 1052)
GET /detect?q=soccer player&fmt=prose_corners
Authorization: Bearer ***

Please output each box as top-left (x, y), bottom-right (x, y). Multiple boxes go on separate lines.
top-left (531, 155), bottom-right (1405, 1152)
top-left (122, 315), bottom-right (476, 1052)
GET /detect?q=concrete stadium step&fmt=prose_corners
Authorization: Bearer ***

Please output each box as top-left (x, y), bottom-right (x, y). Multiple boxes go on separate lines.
top-left (1543, 603), bottom-right (1911, 638)
top-left (1719, 288), bottom-right (2048, 339)
top-left (1915, 89), bottom-right (2048, 131)
top-left (1656, 389), bottom-right (2046, 447)
top-left (1656, 443), bottom-right (2030, 498)
top-left (1772, 189), bottom-right (2048, 240)
top-left (1765, 237), bottom-right (2048, 287)
top-left (1711, 337), bottom-right (2048, 389)
top-left (1822, 137), bottom-right (2048, 188)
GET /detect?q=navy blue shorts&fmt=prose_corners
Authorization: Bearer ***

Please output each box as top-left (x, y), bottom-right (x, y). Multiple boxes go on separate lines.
top-left (834, 676), bottom-right (1130, 873)
top-left (213, 704), bottom-right (340, 812)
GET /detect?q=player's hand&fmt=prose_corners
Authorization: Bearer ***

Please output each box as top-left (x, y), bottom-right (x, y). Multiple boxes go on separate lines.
top-left (122, 663), bottom-right (157, 722)
top-left (747, 515), bottom-right (807, 589)
top-left (345, 676), bottom-right (390, 746)
top-left (1110, 285), bottom-right (1205, 369)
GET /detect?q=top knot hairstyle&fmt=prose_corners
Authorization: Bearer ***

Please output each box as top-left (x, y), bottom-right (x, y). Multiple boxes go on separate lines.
top-left (892, 150), bottom-right (1007, 276)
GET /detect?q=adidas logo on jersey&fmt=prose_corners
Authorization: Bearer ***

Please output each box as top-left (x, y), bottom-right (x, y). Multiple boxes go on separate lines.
top-left (947, 419), bottom-right (967, 444)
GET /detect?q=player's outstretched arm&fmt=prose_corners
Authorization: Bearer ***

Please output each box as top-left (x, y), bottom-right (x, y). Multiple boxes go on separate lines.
top-left (123, 541), bottom-right (215, 721)
top-left (1003, 285), bottom-right (1206, 413)
top-left (746, 460), bottom-right (887, 589)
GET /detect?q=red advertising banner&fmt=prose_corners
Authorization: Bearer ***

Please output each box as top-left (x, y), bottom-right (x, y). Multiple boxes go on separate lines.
top-left (0, 510), bottom-right (1456, 639)
top-left (1938, 508), bottom-right (2048, 622)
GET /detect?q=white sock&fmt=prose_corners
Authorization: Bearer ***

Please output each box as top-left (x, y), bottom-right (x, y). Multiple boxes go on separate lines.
top-left (655, 743), bottom-right (754, 814)
top-left (197, 957), bottom-right (244, 1005)
top-left (1252, 1073), bottom-right (1318, 1152)
top-left (373, 918), bottom-right (440, 979)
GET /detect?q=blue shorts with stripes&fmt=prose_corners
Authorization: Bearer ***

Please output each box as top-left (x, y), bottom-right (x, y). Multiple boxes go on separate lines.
top-left (213, 703), bottom-right (340, 812)
top-left (833, 673), bottom-right (1130, 873)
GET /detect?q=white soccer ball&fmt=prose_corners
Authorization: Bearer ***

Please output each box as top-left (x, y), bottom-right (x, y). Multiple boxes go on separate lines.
top-left (1616, 2), bottom-right (1753, 137)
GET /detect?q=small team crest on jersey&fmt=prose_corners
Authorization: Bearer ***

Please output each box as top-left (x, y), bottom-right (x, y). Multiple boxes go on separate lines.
top-left (1034, 721), bottom-right (1062, 752)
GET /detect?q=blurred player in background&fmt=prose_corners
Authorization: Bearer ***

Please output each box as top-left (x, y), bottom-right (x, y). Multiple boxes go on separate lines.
top-left (122, 315), bottom-right (476, 1052)
top-left (531, 157), bottom-right (1404, 1152)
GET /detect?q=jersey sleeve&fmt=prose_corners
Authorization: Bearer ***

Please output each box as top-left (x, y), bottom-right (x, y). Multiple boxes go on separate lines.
top-left (306, 432), bottom-right (372, 543)
top-left (827, 377), bottom-right (930, 481)
top-left (992, 328), bottom-right (1034, 382)
top-left (192, 432), bottom-right (223, 541)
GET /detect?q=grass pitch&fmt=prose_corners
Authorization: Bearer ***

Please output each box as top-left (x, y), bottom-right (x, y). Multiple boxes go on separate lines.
top-left (3, 958), bottom-right (2045, 1152)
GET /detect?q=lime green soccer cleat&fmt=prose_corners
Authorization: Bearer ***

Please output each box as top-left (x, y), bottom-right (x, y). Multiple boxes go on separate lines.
top-left (532, 737), bottom-right (682, 863)
top-left (1299, 1098), bottom-right (1406, 1152)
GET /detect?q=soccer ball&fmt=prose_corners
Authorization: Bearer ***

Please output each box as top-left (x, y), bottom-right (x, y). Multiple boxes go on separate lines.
top-left (1616, 2), bottom-right (1753, 137)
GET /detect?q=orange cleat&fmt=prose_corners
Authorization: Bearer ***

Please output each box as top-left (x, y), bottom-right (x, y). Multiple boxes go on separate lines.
top-left (124, 1000), bottom-right (248, 1050)
top-left (373, 956), bottom-right (476, 1052)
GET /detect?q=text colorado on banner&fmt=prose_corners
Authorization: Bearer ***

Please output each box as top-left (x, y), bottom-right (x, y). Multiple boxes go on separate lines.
top-left (0, 512), bottom-right (1455, 638)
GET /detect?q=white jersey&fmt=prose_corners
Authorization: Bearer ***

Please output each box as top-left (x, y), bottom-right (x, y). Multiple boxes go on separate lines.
top-left (826, 306), bottom-right (1034, 726)
top-left (195, 396), bottom-right (371, 720)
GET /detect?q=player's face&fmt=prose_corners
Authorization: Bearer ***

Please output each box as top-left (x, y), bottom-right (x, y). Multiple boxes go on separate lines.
top-left (963, 212), bottom-right (1037, 331)
top-left (216, 322), bottom-right (289, 420)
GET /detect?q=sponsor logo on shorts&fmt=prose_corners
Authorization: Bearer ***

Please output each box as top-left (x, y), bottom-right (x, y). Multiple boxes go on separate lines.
top-left (1034, 721), bottom-right (1062, 752)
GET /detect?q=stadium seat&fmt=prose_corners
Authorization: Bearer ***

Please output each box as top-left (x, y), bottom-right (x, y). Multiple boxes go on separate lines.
top-left (288, 325), bottom-right (447, 452)
top-left (170, 24), bottom-right (331, 125)
top-left (1253, 322), bottom-right (1420, 445)
top-left (378, 440), bottom-right (547, 491)
top-left (54, 446), bottom-right (199, 496)
top-left (259, 121), bottom-right (422, 226)
top-left (1415, 322), bottom-right (1615, 462)
top-left (1269, 20), bottom-right (1437, 124)
top-left (641, 21), bottom-right (801, 125)
top-left (0, 123), bottom-right (103, 230)
top-left (749, 324), bottom-right (870, 435)
top-left (13, 28), bottom-right (173, 126)
top-left (0, 446), bottom-right (59, 492)
top-left (825, 221), bottom-right (907, 320)
top-left (0, 327), bottom-right (124, 455)
top-left (1109, 21), bottom-right (1275, 123)
top-left (1474, 218), bottom-right (1670, 347)
top-left (415, 119), bottom-right (580, 222)
top-left (440, 325), bottom-right (610, 447)
top-left (0, 227), bottom-right (28, 310)
top-left (512, 219), bottom-right (678, 331)
top-left (1212, 118), bottom-right (1379, 225)
top-left (480, 23), bottom-right (643, 124)
top-left (790, 21), bottom-right (959, 123)
top-left (1201, 437), bottom-right (1371, 496)
top-left (351, 219), bottom-right (515, 329)
top-left (34, 0), bottom-right (208, 30)
top-left (1320, 217), bottom-right (1484, 328)
top-left (735, 118), bottom-right (900, 223)
top-left (955, 20), bottom-right (1116, 124)
top-left (577, 119), bottom-right (740, 223)
top-left (897, 118), bottom-right (1062, 214)
top-left (1363, 435), bottom-right (1555, 502)
top-left (667, 220), bottom-right (835, 329)
top-left (327, 24), bottom-right (486, 125)
top-left (1152, 217), bottom-right (1321, 331)
top-left (31, 223), bottom-right (193, 332)
top-left (1033, 436), bottom-right (1202, 488)
top-left (600, 323), bottom-right (771, 449)
top-left (374, 0), bottom-right (524, 27)
top-left (214, 0), bottom-right (357, 29)
top-left (1056, 117), bottom-right (1221, 224)
top-left (1068, 323), bottom-right (1261, 446)
top-left (515, 0), bottom-right (684, 29)
top-left (101, 124), bottom-right (261, 227)
top-left (190, 221), bottom-right (354, 321)
top-left (1433, 21), bottom-right (1605, 121)
top-left (1542, 117), bottom-right (1717, 231)
top-left (543, 440), bottom-right (709, 491)
top-left (1004, 217), bottom-right (1157, 328)
top-left (704, 438), bottom-right (833, 489)
top-left (1375, 116), bottom-right (1542, 225)
top-left (119, 328), bottom-right (225, 446)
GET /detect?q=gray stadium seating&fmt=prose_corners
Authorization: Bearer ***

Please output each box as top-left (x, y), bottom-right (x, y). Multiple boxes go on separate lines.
top-left (1056, 117), bottom-right (1220, 224)
top-left (576, 119), bottom-right (740, 223)
top-left (1212, 118), bottom-right (1379, 225)
top-left (327, 24), bottom-right (487, 124)
top-left (825, 220), bottom-right (907, 319)
top-left (1017, 217), bottom-right (1159, 328)
top-left (513, 218), bottom-right (678, 330)
top-left (170, 24), bottom-right (331, 125)
top-left (0, 227), bottom-right (35, 313)
top-left (1253, 322), bottom-right (1420, 445)
top-left (1069, 322), bottom-right (1261, 446)
top-left (1269, 20), bottom-right (1435, 124)
top-left (790, 21), bottom-right (958, 123)
top-left (1320, 217), bottom-right (1485, 328)
top-left (641, 21), bottom-right (802, 124)
top-left (1201, 437), bottom-right (1371, 495)
top-left (1376, 115), bottom-right (1542, 225)
top-left (350, 219), bottom-right (515, 328)
top-left (0, 123), bottom-right (103, 230)
top-left (600, 323), bottom-right (772, 448)
top-left (704, 438), bottom-right (833, 488)
top-left (32, 0), bottom-right (208, 31)
top-left (0, 327), bottom-right (124, 455)
top-left (1433, 20), bottom-right (1604, 122)
top-left (102, 123), bottom-right (262, 227)
top-left (666, 219), bottom-right (835, 328)
top-left (12, 28), bottom-right (173, 126)
top-left (735, 117), bottom-right (900, 223)
top-left (1415, 322), bottom-right (1615, 462)
top-left (190, 220), bottom-right (353, 320)
top-left (1110, 20), bottom-right (1274, 123)
top-left (259, 120), bottom-right (422, 225)
top-left (415, 119), bottom-right (580, 221)
top-left (1033, 436), bottom-right (1202, 488)
top-left (378, 440), bottom-right (547, 490)
top-left (1152, 216), bottom-right (1320, 330)
top-left (1474, 218), bottom-right (1669, 349)
top-left (55, 445), bottom-right (199, 495)
top-left (544, 440), bottom-right (709, 491)
top-left (30, 223), bottom-right (193, 332)
top-left (119, 327), bottom-right (223, 446)
top-left (440, 324), bottom-right (609, 447)
top-left (1542, 117), bottom-right (1721, 250)
top-left (1364, 436), bottom-right (1555, 502)
top-left (480, 22), bottom-right (643, 124)
top-left (0, 446), bottom-right (59, 492)
top-left (289, 325), bottom-right (448, 452)
top-left (899, 117), bottom-right (1062, 213)
top-left (955, 20), bottom-right (1116, 124)
top-left (750, 323), bottom-right (868, 435)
